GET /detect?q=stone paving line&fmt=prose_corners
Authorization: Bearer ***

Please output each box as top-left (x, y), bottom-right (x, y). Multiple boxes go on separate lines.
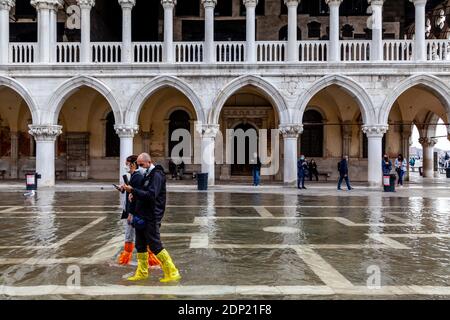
top-left (1, 204), bottom-right (450, 297)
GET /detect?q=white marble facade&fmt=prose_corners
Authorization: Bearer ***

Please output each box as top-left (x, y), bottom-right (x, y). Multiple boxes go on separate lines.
top-left (0, 0), bottom-right (449, 187)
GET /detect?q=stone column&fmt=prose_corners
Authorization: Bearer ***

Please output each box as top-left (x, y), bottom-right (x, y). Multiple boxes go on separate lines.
top-left (162, 0), bottom-right (176, 63)
top-left (202, 0), bottom-right (216, 63)
top-left (119, 0), bottom-right (135, 63)
top-left (196, 124), bottom-right (219, 186)
top-left (0, 0), bottom-right (14, 64)
top-left (325, 0), bottom-right (342, 62)
top-left (10, 131), bottom-right (18, 179)
top-left (401, 125), bottom-right (412, 181)
top-left (362, 125), bottom-right (388, 187)
top-left (243, 0), bottom-right (258, 63)
top-left (285, 0), bottom-right (299, 62)
top-left (419, 137), bottom-right (437, 178)
top-left (31, 0), bottom-right (63, 63)
top-left (141, 131), bottom-right (151, 153)
top-left (115, 124), bottom-right (139, 183)
top-left (410, 0), bottom-right (427, 61)
top-left (369, 0), bottom-right (384, 61)
top-left (279, 124), bottom-right (303, 186)
top-left (78, 0), bottom-right (95, 63)
top-left (28, 125), bottom-right (62, 187)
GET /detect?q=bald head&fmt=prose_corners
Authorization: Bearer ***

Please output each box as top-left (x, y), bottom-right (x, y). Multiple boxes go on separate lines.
top-left (137, 153), bottom-right (152, 168)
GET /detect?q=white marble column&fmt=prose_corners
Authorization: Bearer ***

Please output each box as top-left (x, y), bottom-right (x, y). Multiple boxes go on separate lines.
top-left (202, 0), bottom-right (216, 63)
top-left (10, 131), bottom-right (18, 179)
top-left (410, 0), bottom-right (427, 61)
top-left (0, 0), bottom-right (14, 64)
top-left (197, 124), bottom-right (219, 186)
top-left (28, 125), bottom-right (62, 187)
top-left (285, 0), bottom-right (299, 62)
top-left (78, 0), bottom-right (95, 63)
top-left (279, 125), bottom-right (303, 186)
top-left (369, 0), bottom-right (384, 61)
top-left (363, 125), bottom-right (388, 187)
top-left (119, 0), bottom-right (135, 63)
top-left (325, 0), bottom-right (342, 62)
top-left (419, 137), bottom-right (437, 177)
top-left (243, 0), bottom-right (258, 63)
top-left (115, 124), bottom-right (139, 183)
top-left (31, 0), bottom-right (63, 63)
top-left (162, 0), bottom-right (176, 63)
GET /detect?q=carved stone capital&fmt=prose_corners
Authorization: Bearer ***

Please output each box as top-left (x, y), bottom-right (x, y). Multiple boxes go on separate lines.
top-left (419, 137), bottom-right (438, 147)
top-left (284, 0), bottom-right (299, 7)
top-left (196, 124), bottom-right (220, 139)
top-left (161, 0), bottom-right (176, 9)
top-left (409, 0), bottom-right (427, 6)
top-left (77, 0), bottom-right (95, 9)
top-left (31, 0), bottom-right (63, 10)
top-left (325, 0), bottom-right (343, 7)
top-left (29, 125), bottom-right (62, 142)
top-left (118, 0), bottom-right (135, 9)
top-left (368, 0), bottom-right (384, 6)
top-left (362, 125), bottom-right (388, 138)
top-left (0, 0), bottom-right (15, 11)
top-left (115, 124), bottom-right (139, 138)
top-left (202, 0), bottom-right (217, 8)
top-left (243, 0), bottom-right (258, 8)
top-left (279, 124), bottom-right (303, 139)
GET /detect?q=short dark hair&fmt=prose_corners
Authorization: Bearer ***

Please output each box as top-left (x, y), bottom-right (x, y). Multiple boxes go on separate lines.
top-left (126, 155), bottom-right (138, 164)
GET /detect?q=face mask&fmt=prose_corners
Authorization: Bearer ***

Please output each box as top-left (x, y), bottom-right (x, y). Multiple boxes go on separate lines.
top-left (301, 157), bottom-right (305, 160)
top-left (138, 166), bottom-right (147, 175)
top-left (124, 165), bottom-right (130, 173)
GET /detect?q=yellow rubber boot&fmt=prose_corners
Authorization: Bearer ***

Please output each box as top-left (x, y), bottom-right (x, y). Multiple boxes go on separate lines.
top-left (127, 252), bottom-right (149, 281)
top-left (156, 249), bottom-right (181, 283)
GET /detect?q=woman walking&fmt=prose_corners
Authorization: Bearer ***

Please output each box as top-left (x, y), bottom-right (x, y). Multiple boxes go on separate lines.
top-left (395, 154), bottom-right (407, 187)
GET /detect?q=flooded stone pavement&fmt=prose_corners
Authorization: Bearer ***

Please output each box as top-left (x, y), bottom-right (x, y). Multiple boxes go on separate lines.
top-left (1, 189), bottom-right (450, 299)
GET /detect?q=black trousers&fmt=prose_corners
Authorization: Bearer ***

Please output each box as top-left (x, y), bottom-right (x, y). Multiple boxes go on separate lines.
top-left (135, 218), bottom-right (164, 255)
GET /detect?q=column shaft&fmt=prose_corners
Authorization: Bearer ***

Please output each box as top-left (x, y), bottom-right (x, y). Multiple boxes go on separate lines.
top-left (370, 1), bottom-right (383, 61)
top-left (80, 6), bottom-right (92, 63)
top-left (0, 5), bottom-right (11, 64)
top-left (203, 3), bottom-right (215, 63)
top-left (163, 3), bottom-right (175, 63)
top-left (122, 7), bottom-right (133, 63)
top-left (10, 132), bottom-right (19, 179)
top-left (413, 0), bottom-right (426, 61)
top-left (328, 1), bottom-right (341, 62)
top-left (286, 1), bottom-right (298, 62)
top-left (244, 1), bottom-right (257, 63)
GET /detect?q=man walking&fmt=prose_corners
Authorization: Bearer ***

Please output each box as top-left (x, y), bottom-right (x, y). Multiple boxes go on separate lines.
top-left (123, 153), bottom-right (181, 283)
top-left (297, 155), bottom-right (308, 189)
top-left (337, 155), bottom-right (353, 190)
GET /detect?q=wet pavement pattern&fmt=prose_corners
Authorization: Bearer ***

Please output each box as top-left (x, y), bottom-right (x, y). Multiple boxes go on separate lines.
top-left (1, 190), bottom-right (450, 299)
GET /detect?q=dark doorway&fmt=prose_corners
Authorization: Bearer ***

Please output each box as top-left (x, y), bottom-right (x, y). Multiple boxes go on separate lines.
top-left (168, 110), bottom-right (191, 158)
top-left (105, 112), bottom-right (120, 157)
top-left (231, 123), bottom-right (258, 176)
top-left (301, 110), bottom-right (324, 157)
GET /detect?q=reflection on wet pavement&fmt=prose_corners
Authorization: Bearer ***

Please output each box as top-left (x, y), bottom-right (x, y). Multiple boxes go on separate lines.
top-left (1, 190), bottom-right (450, 299)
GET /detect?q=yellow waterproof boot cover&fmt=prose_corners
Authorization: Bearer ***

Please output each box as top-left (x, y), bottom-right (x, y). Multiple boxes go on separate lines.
top-left (127, 252), bottom-right (149, 281)
top-left (156, 249), bottom-right (181, 283)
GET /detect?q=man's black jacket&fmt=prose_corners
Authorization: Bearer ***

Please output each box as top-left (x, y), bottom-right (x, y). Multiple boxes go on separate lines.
top-left (132, 165), bottom-right (167, 221)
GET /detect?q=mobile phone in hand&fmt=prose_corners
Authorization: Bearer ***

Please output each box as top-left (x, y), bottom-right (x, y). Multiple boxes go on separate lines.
top-left (112, 184), bottom-right (121, 191)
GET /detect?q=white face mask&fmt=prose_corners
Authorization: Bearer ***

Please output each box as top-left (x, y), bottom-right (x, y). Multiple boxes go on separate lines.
top-left (124, 165), bottom-right (131, 173)
top-left (138, 166), bottom-right (147, 175)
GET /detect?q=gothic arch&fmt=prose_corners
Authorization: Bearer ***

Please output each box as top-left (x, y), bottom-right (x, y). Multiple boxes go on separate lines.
top-left (294, 74), bottom-right (375, 125)
top-left (126, 76), bottom-right (206, 125)
top-left (379, 74), bottom-right (450, 125)
top-left (209, 75), bottom-right (289, 124)
top-left (0, 75), bottom-right (40, 124)
top-left (47, 76), bottom-right (122, 124)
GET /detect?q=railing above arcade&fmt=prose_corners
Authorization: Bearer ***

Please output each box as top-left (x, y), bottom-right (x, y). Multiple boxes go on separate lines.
top-left (7, 40), bottom-right (450, 65)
